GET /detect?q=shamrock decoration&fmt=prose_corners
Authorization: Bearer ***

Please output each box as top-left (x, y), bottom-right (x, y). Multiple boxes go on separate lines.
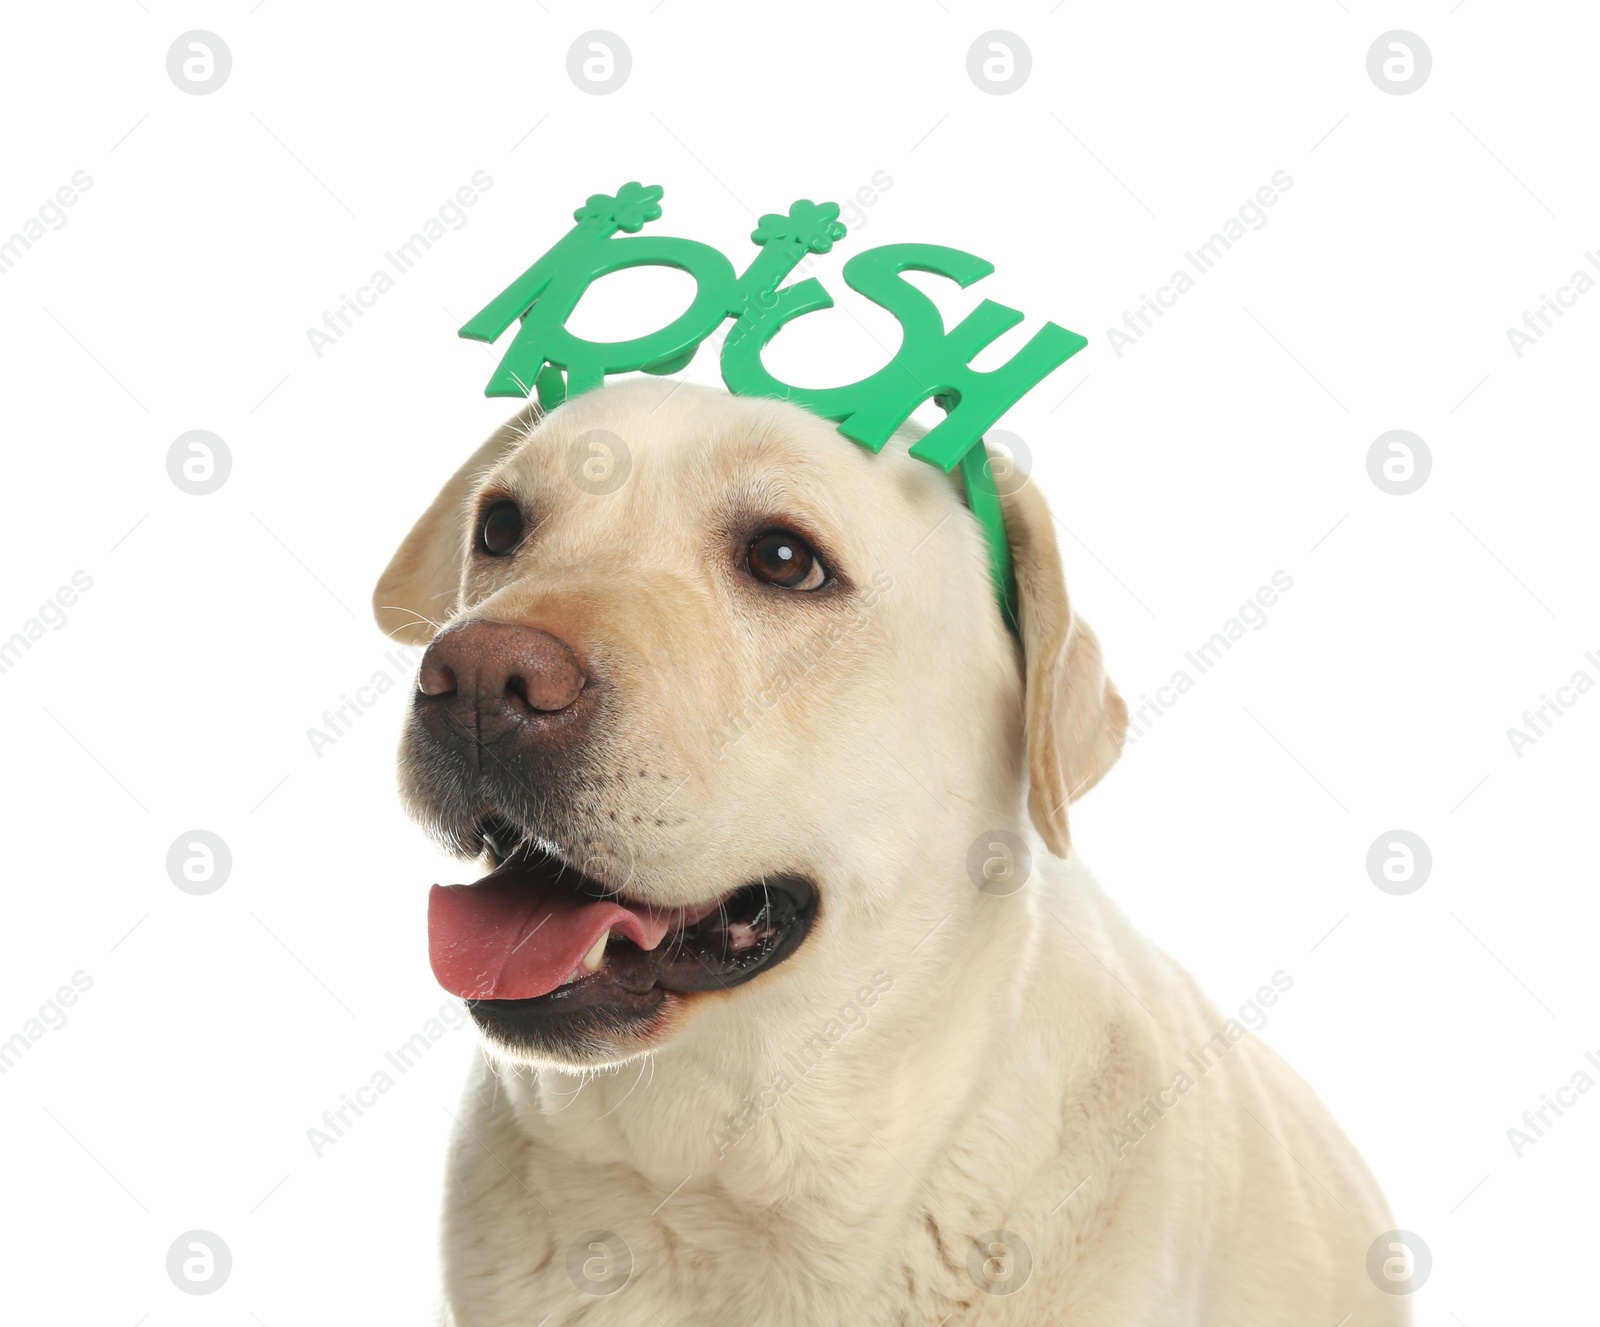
top-left (750, 200), bottom-right (848, 255)
top-left (573, 181), bottom-right (665, 233)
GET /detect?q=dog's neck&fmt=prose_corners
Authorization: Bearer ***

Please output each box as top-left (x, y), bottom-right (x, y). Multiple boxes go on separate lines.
top-left (484, 847), bottom-right (1104, 1236)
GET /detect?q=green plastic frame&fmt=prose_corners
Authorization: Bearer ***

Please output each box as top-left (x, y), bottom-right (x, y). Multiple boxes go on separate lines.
top-left (459, 183), bottom-right (1087, 628)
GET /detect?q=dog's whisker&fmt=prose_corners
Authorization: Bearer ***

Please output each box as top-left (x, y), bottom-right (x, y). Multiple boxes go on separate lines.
top-left (594, 1053), bottom-right (652, 1120)
top-left (375, 604), bottom-right (447, 636)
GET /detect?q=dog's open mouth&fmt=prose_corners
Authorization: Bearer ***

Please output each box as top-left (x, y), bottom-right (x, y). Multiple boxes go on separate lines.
top-left (428, 821), bottom-right (817, 1014)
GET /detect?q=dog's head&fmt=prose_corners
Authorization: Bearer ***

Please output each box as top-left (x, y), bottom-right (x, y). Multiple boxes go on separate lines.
top-left (374, 379), bottom-right (1124, 1069)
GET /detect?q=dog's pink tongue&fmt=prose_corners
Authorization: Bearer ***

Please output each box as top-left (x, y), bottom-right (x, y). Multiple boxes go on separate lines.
top-left (429, 868), bottom-right (676, 1001)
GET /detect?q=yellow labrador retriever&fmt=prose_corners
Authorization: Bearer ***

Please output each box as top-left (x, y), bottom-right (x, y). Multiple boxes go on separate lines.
top-left (374, 379), bottom-right (1404, 1325)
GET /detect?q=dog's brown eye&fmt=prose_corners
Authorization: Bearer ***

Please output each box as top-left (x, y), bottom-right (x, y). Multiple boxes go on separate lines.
top-left (748, 530), bottom-right (826, 591)
top-left (478, 500), bottom-right (524, 557)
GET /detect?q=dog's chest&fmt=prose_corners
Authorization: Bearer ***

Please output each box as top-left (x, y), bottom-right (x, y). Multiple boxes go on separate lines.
top-left (439, 1110), bottom-right (1017, 1325)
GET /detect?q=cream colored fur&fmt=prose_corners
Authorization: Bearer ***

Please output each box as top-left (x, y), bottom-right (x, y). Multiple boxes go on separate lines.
top-left (375, 379), bottom-right (1404, 1326)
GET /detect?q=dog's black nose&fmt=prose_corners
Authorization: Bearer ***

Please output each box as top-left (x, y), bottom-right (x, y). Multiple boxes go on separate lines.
top-left (417, 620), bottom-right (589, 750)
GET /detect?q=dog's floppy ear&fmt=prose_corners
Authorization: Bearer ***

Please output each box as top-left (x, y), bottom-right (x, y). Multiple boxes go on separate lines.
top-left (1002, 473), bottom-right (1127, 857)
top-left (372, 405), bottom-right (538, 645)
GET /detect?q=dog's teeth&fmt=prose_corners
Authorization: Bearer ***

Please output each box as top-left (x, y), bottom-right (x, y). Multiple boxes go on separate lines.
top-left (582, 931), bottom-right (609, 973)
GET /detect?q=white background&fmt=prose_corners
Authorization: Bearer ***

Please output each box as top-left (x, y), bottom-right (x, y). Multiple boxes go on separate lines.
top-left (1, 2), bottom-right (1595, 1322)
